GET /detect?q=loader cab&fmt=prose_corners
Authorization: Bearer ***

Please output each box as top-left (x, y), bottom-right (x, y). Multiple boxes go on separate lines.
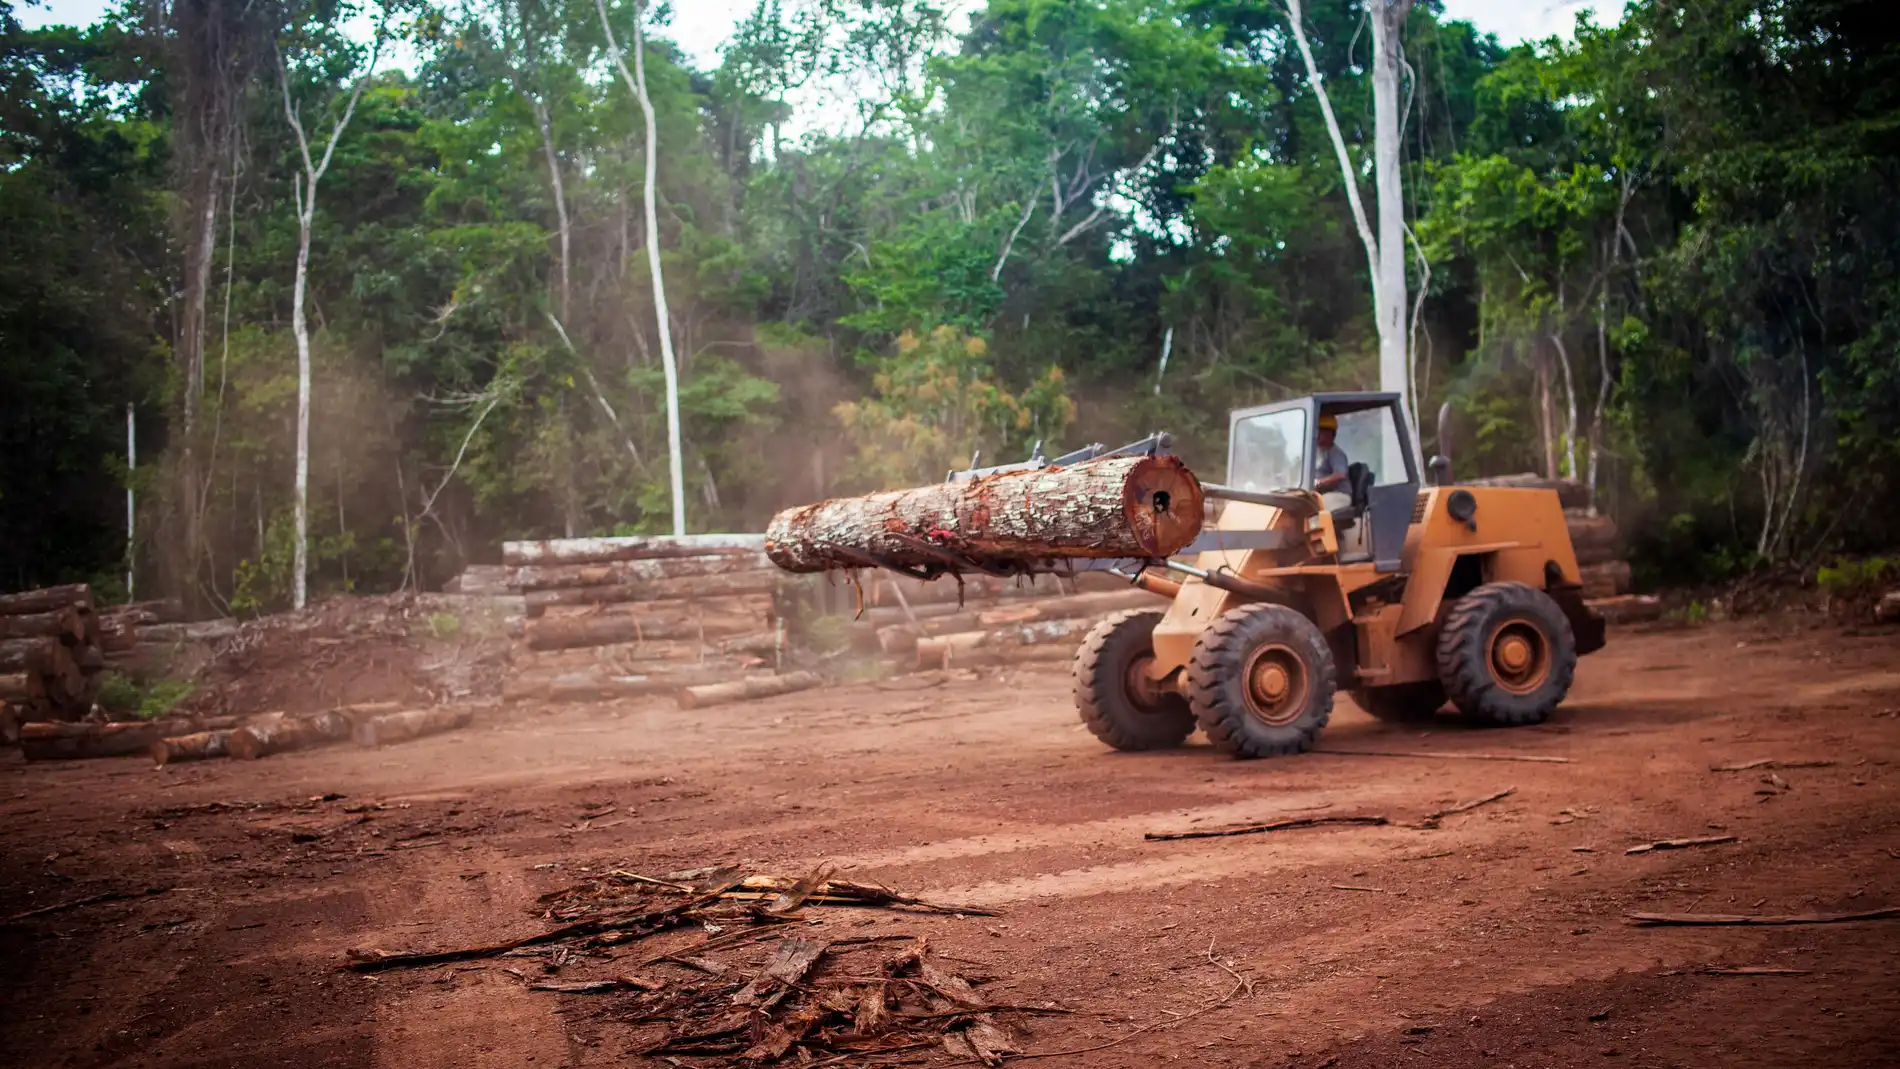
top-left (1226, 392), bottom-right (1419, 572)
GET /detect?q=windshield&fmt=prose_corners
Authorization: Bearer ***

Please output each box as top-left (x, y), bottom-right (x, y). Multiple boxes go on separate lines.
top-left (1228, 408), bottom-right (1309, 491)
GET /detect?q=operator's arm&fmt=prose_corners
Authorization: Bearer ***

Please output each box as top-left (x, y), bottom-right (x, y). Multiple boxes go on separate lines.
top-left (1315, 446), bottom-right (1348, 492)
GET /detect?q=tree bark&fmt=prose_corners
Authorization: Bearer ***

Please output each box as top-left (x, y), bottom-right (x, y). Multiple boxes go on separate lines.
top-left (502, 534), bottom-right (765, 567)
top-left (151, 729), bottom-right (232, 766)
top-left (508, 551), bottom-right (770, 592)
top-left (524, 570), bottom-right (781, 615)
top-left (1369, 0), bottom-right (1416, 430)
top-left (524, 603), bottom-right (769, 650)
top-left (765, 455), bottom-right (1203, 574)
top-left (0, 584), bottom-right (94, 617)
top-left (352, 706), bottom-right (473, 747)
top-left (914, 617), bottom-right (1095, 668)
top-left (597, 0), bottom-right (686, 537)
top-left (0, 638), bottom-right (53, 673)
top-left (0, 608), bottom-right (85, 643)
top-left (677, 671), bottom-right (821, 710)
top-left (1579, 560), bottom-right (1631, 600)
top-left (0, 672), bottom-right (29, 704)
top-left (22, 720), bottom-right (184, 761)
top-left (229, 709), bottom-right (352, 760)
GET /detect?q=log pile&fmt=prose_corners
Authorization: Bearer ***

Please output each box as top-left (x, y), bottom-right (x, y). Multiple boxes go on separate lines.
top-left (0, 583), bottom-right (108, 722)
top-left (1463, 473), bottom-right (1638, 618)
top-left (499, 534), bottom-right (820, 707)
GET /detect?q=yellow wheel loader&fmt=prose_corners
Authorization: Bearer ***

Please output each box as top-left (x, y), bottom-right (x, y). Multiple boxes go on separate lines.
top-left (1072, 392), bottom-right (1605, 758)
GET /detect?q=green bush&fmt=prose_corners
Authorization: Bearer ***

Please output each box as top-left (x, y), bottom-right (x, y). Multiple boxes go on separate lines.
top-left (805, 615), bottom-right (855, 656)
top-left (427, 612), bottom-right (462, 640)
top-left (1817, 557), bottom-right (1896, 597)
top-left (95, 672), bottom-right (140, 713)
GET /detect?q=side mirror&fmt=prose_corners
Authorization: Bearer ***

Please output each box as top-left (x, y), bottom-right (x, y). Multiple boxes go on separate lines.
top-left (1433, 401), bottom-right (1455, 483)
top-left (1427, 454), bottom-right (1452, 487)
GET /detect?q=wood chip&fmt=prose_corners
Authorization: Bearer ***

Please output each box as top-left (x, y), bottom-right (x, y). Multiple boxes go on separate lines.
top-left (1627, 907), bottom-right (1900, 927)
top-left (528, 975), bottom-right (661, 993)
top-left (1145, 815), bottom-right (1389, 841)
top-left (1332, 885), bottom-right (1385, 893)
top-left (1625, 835), bottom-right (1737, 855)
top-left (1709, 759), bottom-right (1835, 772)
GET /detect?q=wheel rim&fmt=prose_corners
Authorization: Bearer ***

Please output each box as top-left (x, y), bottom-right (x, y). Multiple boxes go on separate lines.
top-left (1124, 653), bottom-right (1168, 713)
top-left (1487, 619), bottom-right (1552, 695)
top-left (1241, 643), bottom-right (1309, 726)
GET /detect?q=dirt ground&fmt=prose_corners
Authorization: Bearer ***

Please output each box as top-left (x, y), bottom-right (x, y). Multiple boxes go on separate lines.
top-left (4, 614), bottom-right (1899, 1069)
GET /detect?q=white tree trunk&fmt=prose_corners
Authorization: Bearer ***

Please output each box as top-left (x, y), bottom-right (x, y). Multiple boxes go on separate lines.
top-left (1286, 0), bottom-right (1415, 456)
top-left (532, 97), bottom-right (572, 319)
top-left (278, 24), bottom-right (384, 610)
top-left (598, 0), bottom-right (686, 537)
top-left (1550, 330), bottom-right (1577, 479)
top-left (1369, 2), bottom-right (1413, 428)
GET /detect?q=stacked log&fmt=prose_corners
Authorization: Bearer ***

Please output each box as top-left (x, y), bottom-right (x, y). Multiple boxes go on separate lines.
top-left (0, 583), bottom-right (106, 722)
top-left (500, 534), bottom-right (808, 705)
top-left (20, 713), bottom-right (239, 762)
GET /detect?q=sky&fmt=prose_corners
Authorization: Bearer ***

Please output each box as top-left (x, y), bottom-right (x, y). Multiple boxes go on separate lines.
top-left (16, 0), bottom-right (1626, 65)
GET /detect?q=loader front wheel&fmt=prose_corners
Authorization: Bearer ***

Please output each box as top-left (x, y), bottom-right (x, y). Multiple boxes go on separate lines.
top-left (1188, 604), bottom-right (1336, 758)
top-left (1074, 610), bottom-right (1195, 751)
top-left (1437, 581), bottom-right (1577, 726)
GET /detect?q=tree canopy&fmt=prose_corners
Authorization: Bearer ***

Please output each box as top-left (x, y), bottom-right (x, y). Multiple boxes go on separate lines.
top-left (2, 0), bottom-right (1896, 606)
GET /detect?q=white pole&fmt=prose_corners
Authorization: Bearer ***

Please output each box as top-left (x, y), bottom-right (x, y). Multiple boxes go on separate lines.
top-left (126, 403), bottom-right (135, 599)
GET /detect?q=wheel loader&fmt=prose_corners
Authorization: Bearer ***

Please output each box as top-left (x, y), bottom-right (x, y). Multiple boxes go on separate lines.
top-left (1070, 391), bottom-right (1605, 757)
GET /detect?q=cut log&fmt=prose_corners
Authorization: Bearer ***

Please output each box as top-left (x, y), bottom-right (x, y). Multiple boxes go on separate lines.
top-left (503, 533), bottom-right (767, 568)
top-left (516, 641), bottom-right (724, 672)
top-left (352, 706), bottom-right (474, 747)
top-left (914, 617), bottom-right (1095, 668)
top-left (442, 565), bottom-right (513, 596)
top-left (867, 588), bottom-right (1164, 653)
top-left (151, 730), bottom-right (232, 766)
top-left (0, 637), bottom-right (53, 673)
top-left (765, 454), bottom-right (1204, 574)
top-left (1464, 473), bottom-right (1589, 510)
top-left (98, 623), bottom-right (138, 653)
top-left (0, 583), bottom-right (93, 617)
top-left (0, 702), bottom-right (18, 746)
top-left (140, 619), bottom-right (241, 645)
top-left (523, 603), bottom-right (769, 651)
top-left (523, 569), bottom-right (782, 616)
top-left (21, 719), bottom-right (185, 761)
top-left (504, 665), bottom-right (762, 704)
top-left (99, 599), bottom-right (185, 626)
top-left (535, 592), bottom-right (771, 621)
top-left (718, 631), bottom-right (780, 656)
top-left (677, 672), bottom-right (823, 710)
top-left (1875, 590), bottom-right (1900, 624)
top-left (1589, 594), bottom-right (1664, 625)
top-left (1579, 560), bottom-right (1632, 600)
top-left (0, 671), bottom-right (28, 704)
top-left (228, 711), bottom-right (352, 760)
top-left (0, 607), bottom-right (85, 643)
top-left (1565, 510), bottom-right (1621, 565)
top-left (508, 551), bottom-right (771, 593)
top-left (927, 644), bottom-right (1075, 670)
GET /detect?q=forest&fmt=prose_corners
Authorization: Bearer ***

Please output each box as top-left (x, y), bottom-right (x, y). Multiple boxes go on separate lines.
top-left (1, 0), bottom-right (1896, 613)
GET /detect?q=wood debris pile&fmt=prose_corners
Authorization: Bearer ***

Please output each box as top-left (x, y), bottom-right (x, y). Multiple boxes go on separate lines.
top-left (498, 534), bottom-right (823, 708)
top-left (348, 866), bottom-right (1048, 1067)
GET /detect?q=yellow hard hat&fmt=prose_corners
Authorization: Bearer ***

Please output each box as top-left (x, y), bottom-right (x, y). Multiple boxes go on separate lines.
top-left (1317, 414), bottom-right (1338, 431)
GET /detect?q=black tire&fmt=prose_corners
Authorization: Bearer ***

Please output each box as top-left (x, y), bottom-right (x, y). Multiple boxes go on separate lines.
top-left (1073, 609), bottom-right (1196, 751)
top-left (1187, 604), bottom-right (1336, 758)
top-left (1437, 581), bottom-right (1578, 726)
top-left (1352, 681), bottom-right (1446, 723)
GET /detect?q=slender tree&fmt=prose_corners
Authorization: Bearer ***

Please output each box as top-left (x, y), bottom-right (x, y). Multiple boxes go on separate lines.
top-left (277, 15), bottom-right (386, 609)
top-left (596, 0), bottom-right (684, 536)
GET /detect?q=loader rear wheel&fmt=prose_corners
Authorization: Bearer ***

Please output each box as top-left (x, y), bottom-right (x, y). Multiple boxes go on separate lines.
top-left (1188, 605), bottom-right (1336, 758)
top-left (1074, 610), bottom-right (1195, 751)
top-left (1353, 682), bottom-right (1447, 723)
top-left (1437, 581), bottom-right (1577, 726)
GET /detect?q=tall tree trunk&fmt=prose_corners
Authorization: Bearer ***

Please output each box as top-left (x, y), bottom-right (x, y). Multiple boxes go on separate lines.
top-left (1369, 1), bottom-right (1414, 432)
top-left (1588, 288), bottom-right (1611, 512)
top-left (278, 24), bottom-right (383, 610)
top-left (178, 154), bottom-right (222, 604)
top-left (532, 97), bottom-right (571, 319)
top-left (1285, 0), bottom-right (1416, 444)
top-left (598, 0), bottom-right (686, 537)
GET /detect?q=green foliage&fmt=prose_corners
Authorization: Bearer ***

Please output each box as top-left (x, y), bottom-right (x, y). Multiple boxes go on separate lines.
top-left (804, 615), bottom-right (854, 656)
top-left (426, 612), bottom-right (462, 639)
top-left (1817, 557), bottom-right (1897, 598)
top-left (95, 672), bottom-right (196, 719)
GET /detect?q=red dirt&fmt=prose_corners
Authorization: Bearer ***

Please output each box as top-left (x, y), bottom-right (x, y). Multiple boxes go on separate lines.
top-left (4, 615), bottom-right (1899, 1068)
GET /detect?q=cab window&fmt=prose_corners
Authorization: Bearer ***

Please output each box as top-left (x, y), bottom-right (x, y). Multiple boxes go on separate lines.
top-left (1326, 405), bottom-right (1410, 487)
top-left (1229, 408), bottom-right (1308, 491)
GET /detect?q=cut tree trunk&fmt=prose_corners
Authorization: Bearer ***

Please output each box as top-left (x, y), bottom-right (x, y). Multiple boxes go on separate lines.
top-left (508, 551), bottom-right (771, 592)
top-left (151, 730), bottom-right (232, 766)
top-left (99, 599), bottom-right (186, 626)
top-left (0, 672), bottom-right (28, 704)
top-left (228, 710), bottom-right (351, 760)
top-left (503, 534), bottom-right (766, 568)
top-left (1579, 560), bottom-right (1632, 600)
top-left (523, 569), bottom-right (781, 616)
top-left (1588, 594), bottom-right (1663, 625)
top-left (21, 719), bottom-right (184, 761)
top-left (0, 637), bottom-right (53, 673)
top-left (523, 602), bottom-right (769, 650)
top-left (717, 631), bottom-right (779, 656)
top-left (1463, 474), bottom-right (1590, 510)
top-left (865, 588), bottom-right (1162, 653)
top-left (914, 617), bottom-right (1095, 669)
top-left (352, 706), bottom-right (474, 747)
top-left (516, 641), bottom-right (723, 672)
top-left (504, 664), bottom-right (757, 704)
top-left (677, 672), bottom-right (822, 710)
top-left (765, 454), bottom-right (1204, 574)
top-left (0, 702), bottom-right (18, 746)
top-left (0, 583), bottom-right (94, 617)
top-left (0, 608), bottom-right (85, 643)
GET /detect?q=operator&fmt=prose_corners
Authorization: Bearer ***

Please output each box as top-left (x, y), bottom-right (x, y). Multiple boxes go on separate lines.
top-left (1313, 413), bottom-right (1349, 493)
